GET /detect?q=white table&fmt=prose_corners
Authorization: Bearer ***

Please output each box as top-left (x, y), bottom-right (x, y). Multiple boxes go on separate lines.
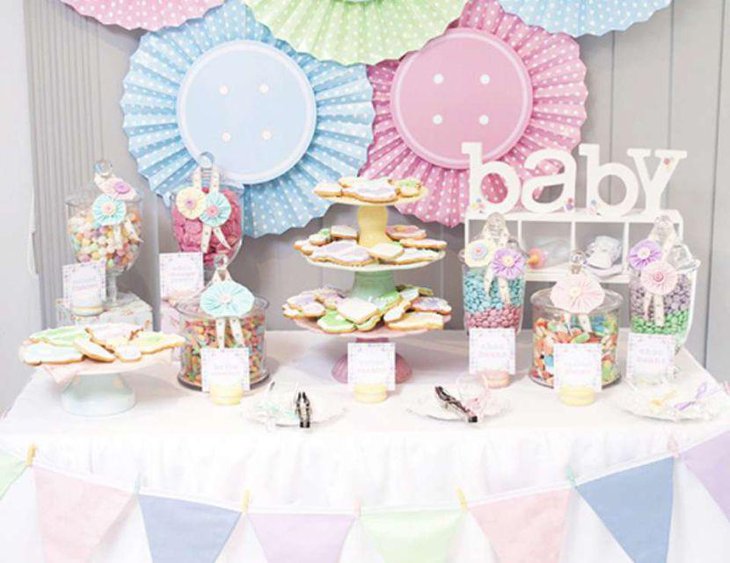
top-left (0, 331), bottom-right (728, 562)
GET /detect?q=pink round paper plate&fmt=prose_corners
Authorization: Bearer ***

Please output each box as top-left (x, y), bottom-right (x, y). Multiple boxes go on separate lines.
top-left (60, 0), bottom-right (224, 31)
top-left (361, 0), bottom-right (588, 228)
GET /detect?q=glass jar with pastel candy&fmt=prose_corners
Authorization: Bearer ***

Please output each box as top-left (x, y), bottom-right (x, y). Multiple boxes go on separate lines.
top-left (460, 213), bottom-right (527, 333)
top-left (628, 215), bottom-right (700, 352)
top-left (65, 160), bottom-right (143, 305)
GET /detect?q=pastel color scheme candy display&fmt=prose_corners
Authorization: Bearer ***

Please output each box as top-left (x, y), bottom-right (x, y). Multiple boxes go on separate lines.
top-left (463, 268), bottom-right (525, 331)
top-left (122, 0), bottom-right (374, 238)
top-left (361, 0), bottom-right (587, 227)
top-left (60, 0), bottom-right (224, 31)
top-left (498, 0), bottom-right (672, 37)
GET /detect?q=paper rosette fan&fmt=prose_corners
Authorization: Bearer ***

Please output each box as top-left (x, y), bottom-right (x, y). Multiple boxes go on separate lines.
top-left (247, 0), bottom-right (468, 65)
top-left (499, 0), bottom-right (672, 37)
top-left (121, 0), bottom-right (374, 237)
top-left (361, 0), bottom-right (587, 227)
top-left (60, 0), bottom-right (224, 31)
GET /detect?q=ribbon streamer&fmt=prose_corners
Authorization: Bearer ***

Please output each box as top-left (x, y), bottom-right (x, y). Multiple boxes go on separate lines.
top-left (195, 166), bottom-right (231, 254)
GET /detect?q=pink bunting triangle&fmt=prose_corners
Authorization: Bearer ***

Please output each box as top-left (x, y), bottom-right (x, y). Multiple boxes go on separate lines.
top-left (248, 513), bottom-right (356, 563)
top-left (34, 467), bottom-right (133, 563)
top-left (470, 489), bottom-right (570, 563)
top-left (682, 431), bottom-right (730, 520)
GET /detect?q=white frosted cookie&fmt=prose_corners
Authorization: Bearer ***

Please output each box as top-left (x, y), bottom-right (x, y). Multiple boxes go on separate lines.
top-left (317, 310), bottom-right (356, 334)
top-left (330, 225), bottom-right (358, 240)
top-left (22, 342), bottom-right (84, 365)
top-left (401, 238), bottom-right (447, 251)
top-left (286, 294), bottom-right (326, 318)
top-left (294, 240), bottom-right (317, 256)
top-left (397, 284), bottom-right (434, 297)
top-left (387, 312), bottom-right (444, 331)
top-left (310, 240), bottom-right (374, 267)
top-left (114, 345), bottom-right (142, 363)
top-left (337, 297), bottom-right (380, 325)
top-left (308, 229), bottom-right (331, 246)
top-left (383, 301), bottom-right (409, 324)
top-left (313, 183), bottom-right (342, 197)
top-left (74, 338), bottom-right (116, 362)
top-left (86, 323), bottom-right (143, 350)
top-left (394, 178), bottom-right (423, 198)
top-left (132, 332), bottom-right (186, 354)
top-left (342, 178), bottom-right (398, 203)
top-left (282, 304), bottom-right (305, 319)
top-left (356, 314), bottom-right (381, 332)
top-left (367, 242), bottom-right (404, 262)
top-left (385, 225), bottom-right (427, 241)
top-left (412, 296), bottom-right (452, 315)
top-left (337, 176), bottom-right (362, 188)
top-left (383, 248), bottom-right (439, 265)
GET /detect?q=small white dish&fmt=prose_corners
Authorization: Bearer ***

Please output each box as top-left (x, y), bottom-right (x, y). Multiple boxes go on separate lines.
top-left (613, 381), bottom-right (729, 422)
top-left (242, 389), bottom-right (345, 428)
top-left (406, 388), bottom-right (509, 423)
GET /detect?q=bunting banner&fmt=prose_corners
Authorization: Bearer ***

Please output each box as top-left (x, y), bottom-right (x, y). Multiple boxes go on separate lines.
top-left (470, 489), bottom-right (571, 563)
top-left (576, 458), bottom-right (675, 563)
top-left (360, 509), bottom-right (464, 563)
top-left (0, 451), bottom-right (25, 500)
top-left (248, 513), bottom-right (356, 563)
top-left (34, 467), bottom-right (133, 563)
top-left (138, 495), bottom-right (240, 563)
top-left (681, 430), bottom-right (730, 520)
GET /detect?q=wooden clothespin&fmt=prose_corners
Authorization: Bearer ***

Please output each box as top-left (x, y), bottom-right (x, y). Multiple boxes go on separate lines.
top-left (667, 435), bottom-right (681, 459)
top-left (565, 466), bottom-right (577, 488)
top-left (456, 487), bottom-right (468, 511)
top-left (25, 444), bottom-right (37, 467)
top-left (241, 489), bottom-right (251, 514)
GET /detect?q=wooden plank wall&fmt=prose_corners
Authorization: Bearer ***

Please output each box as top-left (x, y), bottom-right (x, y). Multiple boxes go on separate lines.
top-left (24, 0), bottom-right (729, 371)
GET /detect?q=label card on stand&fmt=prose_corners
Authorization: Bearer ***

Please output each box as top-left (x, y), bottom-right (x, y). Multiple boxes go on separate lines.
top-left (159, 252), bottom-right (204, 301)
top-left (626, 333), bottom-right (675, 382)
top-left (347, 342), bottom-right (396, 390)
top-left (469, 328), bottom-right (516, 374)
top-left (553, 343), bottom-right (602, 392)
top-left (201, 348), bottom-right (250, 393)
top-left (62, 262), bottom-right (106, 308)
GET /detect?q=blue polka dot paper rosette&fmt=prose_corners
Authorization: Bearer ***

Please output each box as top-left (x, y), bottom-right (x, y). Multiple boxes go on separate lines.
top-left (499, 0), bottom-right (672, 37)
top-left (121, 0), bottom-right (374, 237)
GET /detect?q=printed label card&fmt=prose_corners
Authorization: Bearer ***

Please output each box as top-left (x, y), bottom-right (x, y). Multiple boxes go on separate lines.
top-left (626, 333), bottom-right (675, 383)
top-left (553, 343), bottom-right (602, 392)
top-left (62, 262), bottom-right (106, 309)
top-left (159, 252), bottom-right (204, 301)
top-left (201, 348), bottom-right (250, 393)
top-left (469, 328), bottom-right (516, 374)
top-left (348, 342), bottom-right (396, 390)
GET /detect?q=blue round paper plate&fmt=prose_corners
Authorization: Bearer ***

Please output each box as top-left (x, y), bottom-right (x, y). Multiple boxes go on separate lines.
top-left (499, 0), bottom-right (672, 37)
top-left (122, 0), bottom-right (374, 237)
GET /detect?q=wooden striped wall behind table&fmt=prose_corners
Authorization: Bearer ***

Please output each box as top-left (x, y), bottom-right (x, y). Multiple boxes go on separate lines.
top-left (24, 0), bottom-right (730, 376)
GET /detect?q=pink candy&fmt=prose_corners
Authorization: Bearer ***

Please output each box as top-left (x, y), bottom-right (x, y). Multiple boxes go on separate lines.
top-left (465, 305), bottom-right (522, 330)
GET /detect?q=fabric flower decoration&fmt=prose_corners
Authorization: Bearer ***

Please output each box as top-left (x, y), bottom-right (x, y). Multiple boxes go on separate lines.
top-left (492, 248), bottom-right (525, 280)
top-left (550, 273), bottom-right (605, 314)
top-left (92, 194), bottom-right (127, 226)
top-left (629, 239), bottom-right (662, 271)
top-left (98, 177), bottom-right (137, 201)
top-left (201, 192), bottom-right (232, 228)
top-left (176, 187), bottom-right (206, 220)
top-left (464, 240), bottom-right (494, 268)
top-left (641, 261), bottom-right (678, 296)
top-left (201, 280), bottom-right (254, 318)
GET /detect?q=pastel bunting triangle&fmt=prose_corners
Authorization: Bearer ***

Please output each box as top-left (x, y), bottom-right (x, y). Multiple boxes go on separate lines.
top-left (34, 467), bottom-right (133, 563)
top-left (470, 489), bottom-right (570, 563)
top-left (361, 509), bottom-right (464, 563)
top-left (138, 494), bottom-right (240, 563)
top-left (577, 458), bottom-right (674, 563)
top-left (681, 431), bottom-right (730, 520)
top-left (0, 451), bottom-right (25, 500)
top-left (248, 513), bottom-right (356, 563)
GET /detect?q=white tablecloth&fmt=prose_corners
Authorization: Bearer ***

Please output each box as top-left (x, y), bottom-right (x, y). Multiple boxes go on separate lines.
top-left (0, 331), bottom-right (728, 562)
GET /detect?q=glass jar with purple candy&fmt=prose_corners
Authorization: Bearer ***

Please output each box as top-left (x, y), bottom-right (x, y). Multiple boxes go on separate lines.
top-left (628, 216), bottom-right (700, 351)
top-left (460, 213), bottom-right (527, 333)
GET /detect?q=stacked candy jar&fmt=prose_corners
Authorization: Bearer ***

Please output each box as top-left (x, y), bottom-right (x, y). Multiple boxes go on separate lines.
top-left (531, 252), bottom-right (622, 389)
top-left (461, 213), bottom-right (526, 332)
top-left (628, 215), bottom-right (700, 352)
top-left (170, 155), bottom-right (242, 277)
top-left (65, 160), bottom-right (143, 305)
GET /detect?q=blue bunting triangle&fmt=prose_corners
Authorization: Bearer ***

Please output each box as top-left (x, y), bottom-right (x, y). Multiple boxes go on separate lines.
top-left (577, 458), bottom-right (674, 563)
top-left (138, 495), bottom-right (240, 563)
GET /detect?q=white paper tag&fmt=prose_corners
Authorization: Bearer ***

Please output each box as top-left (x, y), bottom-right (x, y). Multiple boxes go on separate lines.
top-left (553, 343), bottom-right (602, 392)
top-left (626, 333), bottom-right (675, 382)
top-left (201, 348), bottom-right (250, 393)
top-left (62, 262), bottom-right (106, 308)
top-left (347, 342), bottom-right (396, 390)
top-left (159, 252), bottom-right (204, 301)
top-left (469, 328), bottom-right (516, 374)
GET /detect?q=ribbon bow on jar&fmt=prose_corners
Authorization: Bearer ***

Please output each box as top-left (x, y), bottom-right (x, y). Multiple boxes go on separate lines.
top-left (550, 253), bottom-right (605, 333)
top-left (91, 168), bottom-right (140, 247)
top-left (640, 261), bottom-right (678, 327)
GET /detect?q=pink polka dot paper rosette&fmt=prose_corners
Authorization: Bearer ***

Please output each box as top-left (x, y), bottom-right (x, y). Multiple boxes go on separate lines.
top-left (60, 0), bottom-right (224, 31)
top-left (361, 0), bottom-right (588, 227)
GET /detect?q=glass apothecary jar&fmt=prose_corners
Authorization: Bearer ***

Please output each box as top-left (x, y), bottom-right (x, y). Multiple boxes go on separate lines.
top-left (461, 213), bottom-right (527, 333)
top-left (531, 253), bottom-right (622, 388)
top-left (628, 216), bottom-right (700, 352)
top-left (65, 160), bottom-right (143, 305)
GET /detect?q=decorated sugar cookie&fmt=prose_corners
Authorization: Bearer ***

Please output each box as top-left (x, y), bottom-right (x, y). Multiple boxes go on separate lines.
top-left (74, 339), bottom-right (116, 363)
top-left (367, 242), bottom-right (404, 262)
top-left (313, 183), bottom-right (342, 198)
top-left (132, 331), bottom-right (186, 354)
top-left (394, 178), bottom-right (423, 198)
top-left (342, 178), bottom-right (398, 204)
top-left (384, 248), bottom-right (440, 265)
top-left (29, 326), bottom-right (90, 348)
top-left (310, 240), bottom-right (374, 267)
top-left (337, 298), bottom-right (380, 325)
top-left (317, 310), bottom-right (356, 334)
top-left (387, 312), bottom-right (444, 331)
top-left (401, 238), bottom-right (447, 250)
top-left (386, 225), bottom-right (427, 241)
top-left (412, 296), bottom-right (452, 315)
top-left (330, 225), bottom-right (358, 240)
top-left (22, 342), bottom-right (84, 366)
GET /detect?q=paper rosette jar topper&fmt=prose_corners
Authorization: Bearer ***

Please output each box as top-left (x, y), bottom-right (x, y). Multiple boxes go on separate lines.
top-left (247, 0), bottom-right (468, 65)
top-left (60, 0), bottom-right (224, 31)
top-left (360, 0), bottom-right (587, 227)
top-left (122, 0), bottom-right (374, 237)
top-left (499, 0), bottom-right (672, 37)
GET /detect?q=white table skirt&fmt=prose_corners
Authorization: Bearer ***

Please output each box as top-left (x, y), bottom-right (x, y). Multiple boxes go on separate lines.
top-left (0, 330), bottom-right (728, 562)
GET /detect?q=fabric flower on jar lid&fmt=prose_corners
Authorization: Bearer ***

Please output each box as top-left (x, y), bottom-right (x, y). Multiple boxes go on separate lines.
top-left (92, 194), bottom-right (127, 227)
top-left (98, 177), bottom-right (137, 201)
top-left (201, 192), bottom-right (232, 228)
top-left (464, 239), bottom-right (494, 268)
top-left (629, 239), bottom-right (662, 271)
top-left (492, 248), bottom-right (525, 280)
top-left (175, 187), bottom-right (206, 219)
top-left (641, 261), bottom-right (678, 296)
top-left (550, 273), bottom-right (605, 314)
top-left (200, 280), bottom-right (254, 318)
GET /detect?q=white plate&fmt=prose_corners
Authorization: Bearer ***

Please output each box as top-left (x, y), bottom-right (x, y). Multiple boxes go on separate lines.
top-left (242, 390), bottom-right (345, 427)
top-left (613, 382), bottom-right (730, 422)
top-left (406, 388), bottom-right (509, 423)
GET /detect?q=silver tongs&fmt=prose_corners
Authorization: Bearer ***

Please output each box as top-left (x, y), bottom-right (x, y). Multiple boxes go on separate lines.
top-left (435, 386), bottom-right (478, 423)
top-left (295, 391), bottom-right (311, 429)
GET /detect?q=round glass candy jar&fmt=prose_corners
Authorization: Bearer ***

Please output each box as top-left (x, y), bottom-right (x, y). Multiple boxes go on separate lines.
top-left (176, 296), bottom-right (269, 390)
top-left (530, 289), bottom-right (622, 388)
